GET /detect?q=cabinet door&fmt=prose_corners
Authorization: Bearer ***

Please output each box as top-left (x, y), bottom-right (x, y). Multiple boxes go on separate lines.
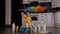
top-left (23, 0), bottom-right (29, 4)
top-left (45, 0), bottom-right (51, 2)
top-left (55, 12), bottom-right (60, 27)
top-left (52, 0), bottom-right (59, 8)
top-left (38, 0), bottom-right (45, 3)
top-left (38, 0), bottom-right (51, 3)
top-left (46, 13), bottom-right (54, 27)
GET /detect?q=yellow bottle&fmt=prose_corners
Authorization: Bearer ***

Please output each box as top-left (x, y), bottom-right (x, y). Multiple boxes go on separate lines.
top-left (16, 26), bottom-right (19, 32)
top-left (29, 26), bottom-right (33, 34)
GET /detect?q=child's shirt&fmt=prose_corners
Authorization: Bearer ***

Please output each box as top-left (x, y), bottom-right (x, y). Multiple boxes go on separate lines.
top-left (24, 16), bottom-right (31, 26)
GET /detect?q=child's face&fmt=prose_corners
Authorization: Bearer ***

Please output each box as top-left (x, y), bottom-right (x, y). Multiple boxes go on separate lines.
top-left (26, 12), bottom-right (30, 16)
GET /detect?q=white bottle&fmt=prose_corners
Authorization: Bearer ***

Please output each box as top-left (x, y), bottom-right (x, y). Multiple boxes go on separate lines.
top-left (34, 26), bottom-right (37, 33)
top-left (12, 23), bottom-right (15, 32)
top-left (42, 24), bottom-right (46, 32)
top-left (38, 24), bottom-right (41, 32)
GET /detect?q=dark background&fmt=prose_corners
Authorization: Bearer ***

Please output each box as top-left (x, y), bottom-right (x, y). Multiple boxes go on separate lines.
top-left (0, 0), bottom-right (5, 28)
top-left (11, 0), bottom-right (23, 27)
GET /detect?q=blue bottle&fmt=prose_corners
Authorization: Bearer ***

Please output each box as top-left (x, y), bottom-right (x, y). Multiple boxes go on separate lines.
top-left (20, 26), bottom-right (25, 33)
top-left (25, 27), bottom-right (30, 33)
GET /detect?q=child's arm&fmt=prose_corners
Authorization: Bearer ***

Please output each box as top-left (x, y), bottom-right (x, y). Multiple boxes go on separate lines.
top-left (21, 12), bottom-right (26, 18)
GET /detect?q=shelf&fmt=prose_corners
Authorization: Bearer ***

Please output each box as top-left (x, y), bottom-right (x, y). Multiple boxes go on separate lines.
top-left (18, 7), bottom-right (60, 13)
top-left (18, 9), bottom-right (52, 13)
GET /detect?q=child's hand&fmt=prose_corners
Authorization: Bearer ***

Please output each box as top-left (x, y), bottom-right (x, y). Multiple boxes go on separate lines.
top-left (21, 12), bottom-right (24, 15)
top-left (21, 12), bottom-right (26, 17)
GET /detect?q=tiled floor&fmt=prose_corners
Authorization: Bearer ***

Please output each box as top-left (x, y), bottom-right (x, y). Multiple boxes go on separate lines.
top-left (0, 27), bottom-right (60, 34)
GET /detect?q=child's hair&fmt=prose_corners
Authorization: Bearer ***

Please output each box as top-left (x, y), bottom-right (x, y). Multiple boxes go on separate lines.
top-left (24, 12), bottom-right (29, 16)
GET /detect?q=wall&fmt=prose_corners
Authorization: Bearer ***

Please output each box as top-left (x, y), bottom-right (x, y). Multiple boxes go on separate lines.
top-left (5, 0), bottom-right (11, 25)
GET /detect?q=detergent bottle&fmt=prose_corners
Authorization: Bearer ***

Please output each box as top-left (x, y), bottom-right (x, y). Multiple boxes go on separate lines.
top-left (12, 23), bottom-right (15, 32)
top-left (16, 25), bottom-right (19, 32)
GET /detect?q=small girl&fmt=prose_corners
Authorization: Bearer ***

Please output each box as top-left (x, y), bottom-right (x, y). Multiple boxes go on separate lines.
top-left (21, 12), bottom-right (31, 26)
top-left (21, 12), bottom-right (33, 32)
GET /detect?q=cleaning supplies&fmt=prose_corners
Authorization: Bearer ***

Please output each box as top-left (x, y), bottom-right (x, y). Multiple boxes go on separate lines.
top-left (16, 26), bottom-right (19, 32)
top-left (12, 23), bottom-right (15, 32)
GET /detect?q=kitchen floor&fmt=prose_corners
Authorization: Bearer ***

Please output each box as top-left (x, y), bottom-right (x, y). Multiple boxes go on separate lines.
top-left (0, 27), bottom-right (60, 34)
